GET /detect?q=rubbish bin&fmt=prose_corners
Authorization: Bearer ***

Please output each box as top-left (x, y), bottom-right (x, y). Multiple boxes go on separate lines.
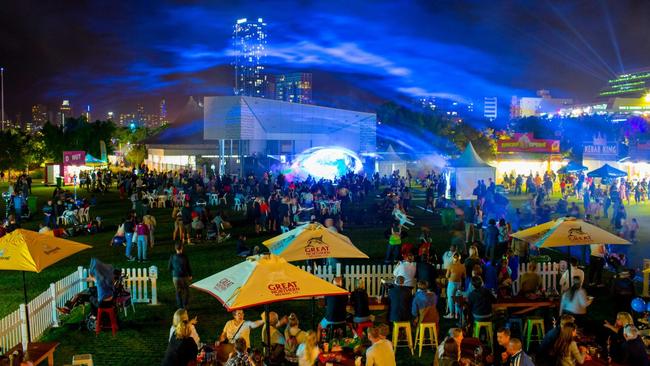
top-left (56, 177), bottom-right (63, 188)
top-left (27, 197), bottom-right (38, 215)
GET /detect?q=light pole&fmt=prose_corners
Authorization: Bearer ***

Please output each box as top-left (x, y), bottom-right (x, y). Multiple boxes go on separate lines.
top-left (1, 67), bottom-right (4, 131)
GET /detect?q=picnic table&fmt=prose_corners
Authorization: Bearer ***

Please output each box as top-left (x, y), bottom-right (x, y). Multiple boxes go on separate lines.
top-left (493, 297), bottom-right (559, 315)
top-left (4, 342), bottom-right (59, 366)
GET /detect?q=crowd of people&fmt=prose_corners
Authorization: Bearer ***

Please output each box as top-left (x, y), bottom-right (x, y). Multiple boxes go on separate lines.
top-left (10, 163), bottom-right (648, 366)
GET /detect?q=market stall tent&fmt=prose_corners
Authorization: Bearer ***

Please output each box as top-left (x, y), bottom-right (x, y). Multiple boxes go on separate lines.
top-left (376, 144), bottom-right (407, 177)
top-left (451, 143), bottom-right (496, 200)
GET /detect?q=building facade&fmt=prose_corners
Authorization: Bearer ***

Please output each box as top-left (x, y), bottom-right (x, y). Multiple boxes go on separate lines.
top-left (483, 97), bottom-right (497, 120)
top-left (31, 104), bottom-right (48, 127)
top-left (233, 18), bottom-right (268, 98)
top-left (145, 96), bottom-right (377, 173)
top-left (272, 73), bottom-right (312, 104)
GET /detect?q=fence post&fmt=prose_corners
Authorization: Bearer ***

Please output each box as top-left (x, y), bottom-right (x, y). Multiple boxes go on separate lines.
top-left (643, 270), bottom-right (649, 297)
top-left (49, 283), bottom-right (59, 328)
top-left (149, 266), bottom-right (158, 305)
top-left (19, 304), bottom-right (28, 352)
top-left (77, 266), bottom-right (86, 292)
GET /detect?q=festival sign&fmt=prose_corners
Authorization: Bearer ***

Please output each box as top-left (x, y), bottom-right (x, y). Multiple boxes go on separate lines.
top-left (497, 133), bottom-right (560, 153)
top-left (63, 151), bottom-right (86, 165)
top-left (583, 134), bottom-right (618, 159)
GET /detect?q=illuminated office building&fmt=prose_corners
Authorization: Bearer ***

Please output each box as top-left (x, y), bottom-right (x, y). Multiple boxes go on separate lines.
top-left (31, 104), bottom-right (48, 127)
top-left (599, 69), bottom-right (650, 98)
top-left (272, 73), bottom-right (312, 104)
top-left (483, 97), bottom-right (498, 120)
top-left (160, 98), bottom-right (168, 125)
top-left (233, 18), bottom-right (268, 98)
top-left (58, 100), bottom-right (73, 126)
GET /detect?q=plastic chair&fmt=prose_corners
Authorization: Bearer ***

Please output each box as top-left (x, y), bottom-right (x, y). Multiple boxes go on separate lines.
top-left (354, 321), bottom-right (374, 338)
top-left (392, 321), bottom-right (414, 355)
top-left (523, 317), bottom-right (545, 351)
top-left (96, 306), bottom-right (118, 336)
top-left (208, 193), bottom-right (219, 206)
top-left (473, 320), bottom-right (494, 351)
top-left (219, 193), bottom-right (228, 206)
top-left (415, 322), bottom-right (438, 357)
top-left (234, 197), bottom-right (242, 211)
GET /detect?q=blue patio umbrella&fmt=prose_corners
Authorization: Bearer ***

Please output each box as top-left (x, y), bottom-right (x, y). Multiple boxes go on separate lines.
top-left (558, 161), bottom-right (588, 174)
top-left (586, 164), bottom-right (627, 178)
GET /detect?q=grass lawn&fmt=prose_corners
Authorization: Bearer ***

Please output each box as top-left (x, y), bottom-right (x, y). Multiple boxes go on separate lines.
top-left (0, 184), bottom-right (641, 365)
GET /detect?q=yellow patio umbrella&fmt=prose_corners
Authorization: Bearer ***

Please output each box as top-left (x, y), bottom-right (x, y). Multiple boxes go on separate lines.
top-left (511, 217), bottom-right (630, 288)
top-left (263, 223), bottom-right (368, 327)
top-left (0, 229), bottom-right (91, 346)
top-left (262, 223), bottom-right (368, 261)
top-left (510, 217), bottom-right (630, 247)
top-left (191, 254), bottom-right (349, 355)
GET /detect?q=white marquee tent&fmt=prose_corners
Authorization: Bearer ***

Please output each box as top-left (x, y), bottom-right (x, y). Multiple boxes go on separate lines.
top-left (451, 143), bottom-right (496, 200)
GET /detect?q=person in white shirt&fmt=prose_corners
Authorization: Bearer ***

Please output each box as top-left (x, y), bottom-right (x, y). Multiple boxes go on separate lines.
top-left (219, 310), bottom-right (264, 349)
top-left (559, 257), bottom-right (585, 293)
top-left (441, 245), bottom-right (457, 270)
top-left (392, 254), bottom-right (417, 288)
top-left (560, 277), bottom-right (593, 328)
top-left (366, 326), bottom-right (396, 366)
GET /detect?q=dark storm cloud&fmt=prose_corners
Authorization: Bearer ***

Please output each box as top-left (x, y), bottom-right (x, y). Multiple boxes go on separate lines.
top-left (1, 0), bottom-right (649, 118)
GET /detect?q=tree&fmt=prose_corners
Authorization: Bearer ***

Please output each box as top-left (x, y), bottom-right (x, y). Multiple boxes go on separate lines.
top-left (0, 129), bottom-right (28, 173)
top-left (41, 119), bottom-right (116, 162)
top-left (125, 144), bottom-right (147, 167)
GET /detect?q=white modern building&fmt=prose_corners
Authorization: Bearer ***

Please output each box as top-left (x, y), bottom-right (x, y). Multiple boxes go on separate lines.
top-left (145, 96), bottom-right (377, 174)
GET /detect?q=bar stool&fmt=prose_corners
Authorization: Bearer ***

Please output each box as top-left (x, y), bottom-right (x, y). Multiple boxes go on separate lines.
top-left (392, 321), bottom-right (414, 355)
top-left (96, 306), bottom-right (118, 336)
top-left (415, 322), bottom-right (438, 357)
top-left (523, 317), bottom-right (545, 351)
top-left (473, 320), bottom-right (494, 351)
top-left (72, 354), bottom-right (94, 366)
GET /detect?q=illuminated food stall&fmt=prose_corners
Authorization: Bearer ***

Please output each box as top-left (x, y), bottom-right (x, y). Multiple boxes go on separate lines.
top-left (495, 133), bottom-right (562, 181)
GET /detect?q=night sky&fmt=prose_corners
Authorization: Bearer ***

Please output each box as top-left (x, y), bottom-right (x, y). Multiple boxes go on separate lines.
top-left (1, 0), bottom-right (649, 120)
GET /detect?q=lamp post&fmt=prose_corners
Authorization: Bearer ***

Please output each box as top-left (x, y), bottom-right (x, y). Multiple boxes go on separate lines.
top-left (2, 191), bottom-right (11, 220)
top-left (1, 67), bottom-right (4, 131)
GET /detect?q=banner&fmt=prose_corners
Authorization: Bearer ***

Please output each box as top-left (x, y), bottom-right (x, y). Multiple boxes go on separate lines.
top-left (583, 144), bottom-right (618, 159)
top-left (497, 133), bottom-right (560, 153)
top-left (63, 151), bottom-right (86, 166)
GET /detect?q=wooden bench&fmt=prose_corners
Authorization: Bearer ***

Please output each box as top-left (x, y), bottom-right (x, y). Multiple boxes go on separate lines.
top-left (4, 342), bottom-right (59, 366)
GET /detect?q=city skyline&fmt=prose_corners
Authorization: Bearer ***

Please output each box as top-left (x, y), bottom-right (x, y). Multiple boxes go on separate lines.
top-left (1, 1), bottom-right (650, 121)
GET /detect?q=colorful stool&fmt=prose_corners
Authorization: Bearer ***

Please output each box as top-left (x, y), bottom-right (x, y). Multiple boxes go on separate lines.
top-left (392, 321), bottom-right (414, 355)
top-left (415, 322), bottom-right (438, 357)
top-left (523, 317), bottom-right (545, 351)
top-left (473, 320), bottom-right (494, 351)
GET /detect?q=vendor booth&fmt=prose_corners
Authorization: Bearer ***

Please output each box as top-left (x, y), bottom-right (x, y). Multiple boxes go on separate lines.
top-left (62, 151), bottom-right (108, 185)
top-left (375, 145), bottom-right (407, 177)
top-left (451, 142), bottom-right (496, 200)
top-left (495, 133), bottom-right (562, 182)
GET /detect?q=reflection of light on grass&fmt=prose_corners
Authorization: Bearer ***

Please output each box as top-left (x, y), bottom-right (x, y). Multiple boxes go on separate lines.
top-left (290, 146), bottom-right (363, 180)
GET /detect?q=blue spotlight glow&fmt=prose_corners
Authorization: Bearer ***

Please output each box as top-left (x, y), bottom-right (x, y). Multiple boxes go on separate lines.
top-left (289, 146), bottom-right (363, 180)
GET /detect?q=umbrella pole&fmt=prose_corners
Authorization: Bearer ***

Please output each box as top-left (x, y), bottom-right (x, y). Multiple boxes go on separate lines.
top-left (22, 271), bottom-right (31, 346)
top-left (567, 247), bottom-right (572, 292)
top-left (264, 304), bottom-right (271, 359)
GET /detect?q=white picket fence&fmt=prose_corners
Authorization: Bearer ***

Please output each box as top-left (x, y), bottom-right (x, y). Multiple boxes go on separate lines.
top-left (300, 261), bottom-right (560, 298)
top-left (0, 266), bottom-right (158, 353)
